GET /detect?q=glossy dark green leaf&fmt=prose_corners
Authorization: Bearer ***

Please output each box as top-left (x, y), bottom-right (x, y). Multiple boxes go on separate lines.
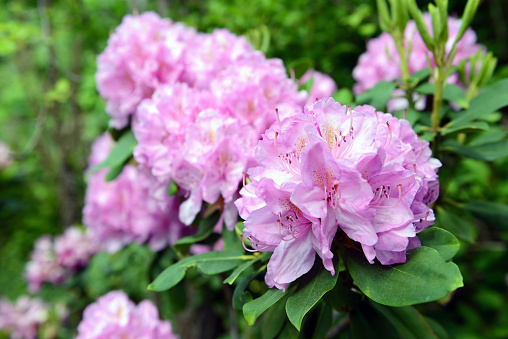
top-left (148, 251), bottom-right (246, 292)
top-left (285, 263), bottom-right (338, 331)
top-left (233, 270), bottom-right (259, 310)
top-left (261, 291), bottom-right (291, 339)
top-left (418, 227), bottom-right (460, 261)
top-left (350, 301), bottom-right (398, 339)
top-left (464, 201), bottom-right (508, 230)
top-left (243, 288), bottom-right (289, 326)
top-left (370, 302), bottom-right (441, 339)
top-left (323, 279), bottom-right (361, 313)
top-left (446, 78), bottom-right (508, 129)
top-left (224, 257), bottom-right (260, 285)
top-left (87, 131), bottom-right (136, 176)
top-left (356, 81), bottom-right (396, 111)
top-left (312, 302), bottom-right (332, 339)
top-left (435, 206), bottom-right (476, 243)
top-left (449, 139), bottom-right (508, 162)
top-left (345, 246), bottom-right (463, 306)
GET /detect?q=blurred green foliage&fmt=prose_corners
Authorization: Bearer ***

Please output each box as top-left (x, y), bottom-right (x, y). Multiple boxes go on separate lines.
top-left (0, 0), bottom-right (507, 338)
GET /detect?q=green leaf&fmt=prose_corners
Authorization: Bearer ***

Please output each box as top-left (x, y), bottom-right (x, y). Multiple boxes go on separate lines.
top-left (104, 162), bottom-right (124, 182)
top-left (415, 83), bottom-right (468, 109)
top-left (168, 181), bottom-right (178, 196)
top-left (148, 251), bottom-right (246, 292)
top-left (446, 79), bottom-right (508, 130)
top-left (173, 213), bottom-right (220, 252)
top-left (407, 0), bottom-right (434, 50)
top-left (87, 131), bottom-right (137, 177)
top-left (355, 81), bottom-right (396, 111)
top-left (285, 263), bottom-right (338, 331)
top-left (441, 121), bottom-right (489, 136)
top-left (350, 301), bottom-right (399, 339)
top-left (233, 270), bottom-right (259, 310)
top-left (345, 246), bottom-right (463, 307)
top-left (332, 88), bottom-right (354, 106)
top-left (449, 139), bottom-right (508, 162)
top-left (312, 302), bottom-right (332, 339)
top-left (425, 317), bottom-right (449, 339)
top-left (409, 68), bottom-right (431, 85)
top-left (223, 256), bottom-right (262, 285)
top-left (370, 302), bottom-right (441, 339)
top-left (464, 201), bottom-right (508, 230)
top-left (261, 291), bottom-right (291, 339)
top-left (435, 206), bottom-right (476, 243)
top-left (418, 227), bottom-right (460, 261)
top-left (243, 288), bottom-right (289, 326)
top-left (323, 278), bottom-right (361, 313)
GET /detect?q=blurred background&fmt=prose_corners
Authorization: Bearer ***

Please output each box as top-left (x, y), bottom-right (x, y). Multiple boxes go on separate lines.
top-left (1, 0), bottom-right (507, 337)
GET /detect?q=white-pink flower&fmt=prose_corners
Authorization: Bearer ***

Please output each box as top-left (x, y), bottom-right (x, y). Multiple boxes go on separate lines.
top-left (236, 97), bottom-right (440, 290)
top-left (76, 291), bottom-right (176, 339)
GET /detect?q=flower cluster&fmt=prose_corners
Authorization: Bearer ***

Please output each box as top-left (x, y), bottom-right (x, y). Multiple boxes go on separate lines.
top-left (0, 296), bottom-right (67, 339)
top-left (235, 97), bottom-right (440, 290)
top-left (353, 13), bottom-right (483, 110)
top-left (24, 227), bottom-right (98, 292)
top-left (83, 133), bottom-right (187, 252)
top-left (102, 12), bottom-right (309, 228)
top-left (76, 291), bottom-right (176, 339)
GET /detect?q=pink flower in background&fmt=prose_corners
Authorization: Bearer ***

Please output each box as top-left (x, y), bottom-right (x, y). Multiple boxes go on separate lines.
top-left (96, 12), bottom-right (196, 128)
top-left (353, 13), bottom-right (483, 111)
top-left (24, 227), bottom-right (98, 292)
top-left (76, 291), bottom-right (176, 339)
top-left (300, 69), bottom-right (338, 102)
top-left (0, 141), bottom-right (12, 168)
top-left (24, 236), bottom-right (66, 293)
top-left (84, 133), bottom-right (186, 252)
top-left (0, 296), bottom-right (67, 339)
top-left (236, 97), bottom-right (440, 289)
top-left (54, 227), bottom-right (100, 270)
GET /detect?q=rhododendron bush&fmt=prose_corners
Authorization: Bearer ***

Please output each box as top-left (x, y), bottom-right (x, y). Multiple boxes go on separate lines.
top-left (2, 0), bottom-right (508, 338)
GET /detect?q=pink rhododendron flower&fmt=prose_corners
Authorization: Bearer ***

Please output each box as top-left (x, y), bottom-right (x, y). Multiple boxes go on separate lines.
top-left (236, 97), bottom-right (440, 290)
top-left (300, 69), bottom-right (338, 102)
top-left (0, 296), bottom-right (67, 339)
top-left (96, 12), bottom-right (196, 128)
top-left (353, 13), bottom-right (483, 111)
top-left (83, 133), bottom-right (186, 252)
top-left (24, 227), bottom-right (98, 292)
top-left (76, 291), bottom-right (176, 339)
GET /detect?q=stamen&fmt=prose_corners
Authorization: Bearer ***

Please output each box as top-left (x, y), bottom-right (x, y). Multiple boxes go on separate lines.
top-left (274, 132), bottom-right (279, 153)
top-left (422, 211), bottom-right (430, 229)
top-left (383, 121), bottom-right (392, 149)
top-left (240, 235), bottom-right (258, 253)
top-left (413, 164), bottom-right (417, 174)
top-left (275, 108), bottom-right (281, 128)
top-left (370, 184), bottom-right (402, 209)
top-left (403, 109), bottom-right (407, 120)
